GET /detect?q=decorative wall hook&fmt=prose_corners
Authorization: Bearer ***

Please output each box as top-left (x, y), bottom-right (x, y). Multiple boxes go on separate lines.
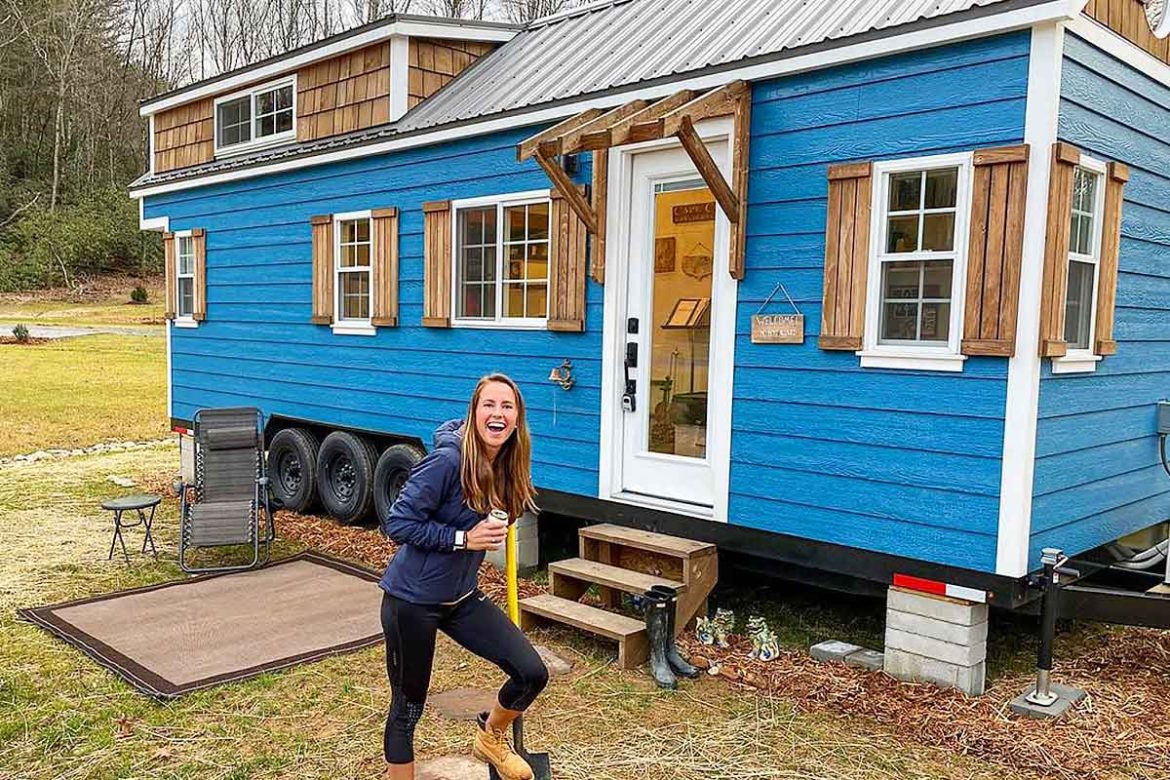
top-left (548, 359), bottom-right (575, 391)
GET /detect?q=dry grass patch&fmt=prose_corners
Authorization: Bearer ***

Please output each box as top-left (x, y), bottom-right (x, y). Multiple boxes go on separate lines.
top-left (2, 448), bottom-right (1023, 780)
top-left (0, 275), bottom-right (166, 327)
top-left (0, 334), bottom-right (167, 458)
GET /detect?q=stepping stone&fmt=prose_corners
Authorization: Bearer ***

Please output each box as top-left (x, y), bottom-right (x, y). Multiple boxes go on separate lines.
top-left (431, 688), bottom-right (498, 721)
top-left (534, 644), bottom-right (573, 677)
top-left (417, 755), bottom-right (485, 780)
top-left (810, 640), bottom-right (863, 663)
top-left (844, 648), bottom-right (885, 672)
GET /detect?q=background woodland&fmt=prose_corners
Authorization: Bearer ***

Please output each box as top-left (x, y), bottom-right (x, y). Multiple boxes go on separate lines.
top-left (0, 0), bottom-right (577, 292)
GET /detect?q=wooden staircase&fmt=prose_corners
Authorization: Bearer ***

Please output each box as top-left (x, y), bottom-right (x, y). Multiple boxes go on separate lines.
top-left (519, 524), bottom-right (717, 669)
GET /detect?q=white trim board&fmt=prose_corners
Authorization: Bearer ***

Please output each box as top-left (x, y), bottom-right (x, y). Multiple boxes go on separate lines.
top-left (995, 21), bottom-right (1066, 579)
top-left (139, 20), bottom-right (516, 117)
top-left (130, 0), bottom-right (1081, 200)
top-left (1068, 14), bottom-right (1170, 91)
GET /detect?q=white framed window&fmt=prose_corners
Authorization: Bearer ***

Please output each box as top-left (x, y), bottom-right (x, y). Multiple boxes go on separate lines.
top-left (1053, 156), bottom-right (1107, 374)
top-left (859, 152), bottom-right (973, 372)
top-left (332, 211), bottom-right (375, 336)
top-left (175, 230), bottom-right (197, 327)
top-left (450, 190), bottom-right (551, 329)
top-left (213, 77), bottom-right (296, 157)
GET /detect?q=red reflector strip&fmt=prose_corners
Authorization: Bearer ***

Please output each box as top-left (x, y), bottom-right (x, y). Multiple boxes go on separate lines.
top-left (893, 573), bottom-right (987, 603)
top-left (172, 426), bottom-right (192, 436)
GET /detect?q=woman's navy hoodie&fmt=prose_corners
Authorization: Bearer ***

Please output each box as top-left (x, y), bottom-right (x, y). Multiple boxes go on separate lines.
top-left (379, 420), bottom-right (487, 604)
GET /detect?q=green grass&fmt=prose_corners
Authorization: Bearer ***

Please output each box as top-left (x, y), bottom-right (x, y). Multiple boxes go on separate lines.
top-left (0, 282), bottom-right (165, 328)
top-left (0, 334), bottom-right (168, 458)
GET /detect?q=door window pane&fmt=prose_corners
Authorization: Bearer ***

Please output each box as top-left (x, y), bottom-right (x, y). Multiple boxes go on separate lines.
top-left (646, 182), bottom-right (714, 459)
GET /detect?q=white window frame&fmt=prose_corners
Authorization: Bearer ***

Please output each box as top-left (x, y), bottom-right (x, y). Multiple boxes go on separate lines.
top-left (213, 76), bottom-right (297, 158)
top-left (174, 229), bottom-right (198, 329)
top-left (449, 189), bottom-right (552, 330)
top-left (332, 210), bottom-right (376, 337)
top-left (858, 152), bottom-right (974, 373)
top-left (1052, 155), bottom-right (1108, 375)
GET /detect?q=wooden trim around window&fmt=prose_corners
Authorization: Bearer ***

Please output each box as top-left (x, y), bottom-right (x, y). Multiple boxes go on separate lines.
top-left (422, 201), bottom-right (452, 327)
top-left (1037, 142), bottom-right (1082, 358)
top-left (163, 232), bottom-right (176, 320)
top-left (961, 144), bottom-right (1029, 356)
top-left (371, 207), bottom-right (400, 327)
top-left (818, 162), bottom-right (873, 351)
top-left (310, 215), bottom-right (334, 324)
top-left (1095, 161), bottom-right (1130, 356)
top-left (191, 228), bottom-right (207, 322)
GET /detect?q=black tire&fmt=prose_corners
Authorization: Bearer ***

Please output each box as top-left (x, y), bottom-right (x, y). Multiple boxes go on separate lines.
top-left (374, 443), bottom-right (425, 527)
top-left (267, 428), bottom-right (320, 513)
top-left (316, 431), bottom-right (378, 525)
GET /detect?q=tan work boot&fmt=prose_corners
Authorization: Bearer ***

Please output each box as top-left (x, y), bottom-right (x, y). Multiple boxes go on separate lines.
top-left (472, 712), bottom-right (533, 780)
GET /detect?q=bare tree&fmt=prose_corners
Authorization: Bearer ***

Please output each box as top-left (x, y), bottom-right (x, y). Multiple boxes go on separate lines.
top-left (500, 0), bottom-right (574, 23)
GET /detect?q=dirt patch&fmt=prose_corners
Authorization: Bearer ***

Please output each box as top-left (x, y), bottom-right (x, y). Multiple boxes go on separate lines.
top-left (0, 273), bottom-right (165, 305)
top-left (0, 337), bottom-right (49, 345)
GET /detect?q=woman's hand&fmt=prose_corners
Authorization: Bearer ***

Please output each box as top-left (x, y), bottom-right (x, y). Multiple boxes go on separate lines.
top-left (465, 517), bottom-right (508, 551)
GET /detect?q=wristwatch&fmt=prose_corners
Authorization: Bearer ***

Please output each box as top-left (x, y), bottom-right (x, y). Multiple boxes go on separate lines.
top-left (453, 530), bottom-right (467, 552)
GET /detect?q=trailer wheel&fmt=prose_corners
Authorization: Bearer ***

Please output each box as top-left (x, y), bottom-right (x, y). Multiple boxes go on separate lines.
top-left (374, 444), bottom-right (425, 527)
top-left (267, 428), bottom-right (320, 513)
top-left (316, 431), bottom-right (378, 525)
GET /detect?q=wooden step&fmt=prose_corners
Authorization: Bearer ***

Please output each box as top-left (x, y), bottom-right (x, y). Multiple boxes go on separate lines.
top-left (519, 594), bottom-right (648, 669)
top-left (549, 557), bottom-right (685, 597)
top-left (579, 523), bottom-right (715, 559)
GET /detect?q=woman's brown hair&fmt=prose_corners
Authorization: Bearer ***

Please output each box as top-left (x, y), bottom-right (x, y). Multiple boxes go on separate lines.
top-left (460, 373), bottom-right (538, 520)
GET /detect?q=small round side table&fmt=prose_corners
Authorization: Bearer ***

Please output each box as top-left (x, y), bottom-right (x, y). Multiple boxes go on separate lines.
top-left (102, 494), bottom-right (161, 564)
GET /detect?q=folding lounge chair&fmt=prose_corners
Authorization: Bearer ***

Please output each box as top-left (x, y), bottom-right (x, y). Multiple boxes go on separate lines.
top-left (179, 407), bottom-right (275, 573)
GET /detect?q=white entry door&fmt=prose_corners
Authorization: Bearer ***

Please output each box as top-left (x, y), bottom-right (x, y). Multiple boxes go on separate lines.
top-left (613, 141), bottom-right (732, 512)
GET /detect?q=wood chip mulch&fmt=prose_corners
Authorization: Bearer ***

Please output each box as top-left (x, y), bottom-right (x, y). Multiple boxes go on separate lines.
top-left (134, 483), bottom-right (1168, 780)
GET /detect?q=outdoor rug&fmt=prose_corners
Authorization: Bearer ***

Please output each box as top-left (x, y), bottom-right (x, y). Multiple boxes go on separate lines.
top-left (17, 552), bottom-right (385, 699)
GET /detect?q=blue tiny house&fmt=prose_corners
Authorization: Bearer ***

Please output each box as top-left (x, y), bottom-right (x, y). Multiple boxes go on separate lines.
top-left (132, 0), bottom-right (1170, 625)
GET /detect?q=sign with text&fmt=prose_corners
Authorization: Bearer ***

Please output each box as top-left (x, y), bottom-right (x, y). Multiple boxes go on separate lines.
top-left (672, 202), bottom-right (716, 223)
top-left (751, 313), bottom-right (805, 344)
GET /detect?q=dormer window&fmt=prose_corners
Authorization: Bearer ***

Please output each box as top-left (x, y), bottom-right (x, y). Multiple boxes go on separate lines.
top-left (214, 78), bottom-right (296, 156)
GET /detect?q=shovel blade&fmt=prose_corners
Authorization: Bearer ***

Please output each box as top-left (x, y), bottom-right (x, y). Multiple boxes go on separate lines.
top-left (487, 752), bottom-right (553, 780)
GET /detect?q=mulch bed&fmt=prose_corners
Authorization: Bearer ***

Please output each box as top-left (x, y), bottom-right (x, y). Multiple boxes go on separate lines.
top-left (132, 473), bottom-right (1169, 780)
top-left (0, 337), bottom-right (49, 345)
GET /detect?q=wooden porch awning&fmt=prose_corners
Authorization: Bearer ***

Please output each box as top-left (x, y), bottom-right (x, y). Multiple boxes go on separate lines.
top-left (517, 81), bottom-right (752, 281)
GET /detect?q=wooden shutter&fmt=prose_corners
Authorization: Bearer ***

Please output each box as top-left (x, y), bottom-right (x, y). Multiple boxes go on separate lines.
top-left (163, 232), bottom-right (176, 321)
top-left (191, 228), bottom-right (207, 322)
top-left (310, 215), bottom-right (334, 324)
top-left (422, 201), bottom-right (452, 327)
top-left (961, 145), bottom-right (1029, 356)
top-left (548, 185), bottom-right (589, 332)
top-left (819, 163), bottom-right (872, 350)
top-left (371, 207), bottom-right (400, 327)
top-left (1095, 161), bottom-right (1129, 356)
top-left (1037, 143), bottom-right (1082, 358)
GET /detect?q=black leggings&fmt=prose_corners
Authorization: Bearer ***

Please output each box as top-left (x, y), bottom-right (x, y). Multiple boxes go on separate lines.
top-left (381, 590), bottom-right (549, 765)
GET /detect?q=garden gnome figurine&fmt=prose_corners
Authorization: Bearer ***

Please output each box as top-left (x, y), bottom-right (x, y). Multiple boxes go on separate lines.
top-left (713, 608), bottom-right (735, 649)
top-left (747, 616), bottom-right (780, 662)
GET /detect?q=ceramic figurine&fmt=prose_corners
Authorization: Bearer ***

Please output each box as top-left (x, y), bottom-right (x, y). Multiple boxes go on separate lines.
top-left (747, 616), bottom-right (780, 662)
top-left (713, 608), bottom-right (735, 649)
top-left (695, 615), bottom-right (716, 646)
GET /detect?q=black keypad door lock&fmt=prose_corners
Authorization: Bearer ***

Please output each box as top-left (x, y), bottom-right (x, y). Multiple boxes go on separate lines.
top-left (622, 341), bottom-right (638, 413)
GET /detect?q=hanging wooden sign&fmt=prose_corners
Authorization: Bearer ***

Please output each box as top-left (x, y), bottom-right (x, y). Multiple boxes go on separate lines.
top-left (751, 282), bottom-right (805, 345)
top-left (673, 202), bottom-right (715, 223)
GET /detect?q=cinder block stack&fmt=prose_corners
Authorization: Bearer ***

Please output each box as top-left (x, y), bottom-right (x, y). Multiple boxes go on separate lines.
top-left (882, 586), bottom-right (988, 696)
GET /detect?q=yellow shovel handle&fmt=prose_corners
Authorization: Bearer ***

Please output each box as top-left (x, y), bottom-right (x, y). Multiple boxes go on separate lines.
top-left (506, 522), bottom-right (520, 626)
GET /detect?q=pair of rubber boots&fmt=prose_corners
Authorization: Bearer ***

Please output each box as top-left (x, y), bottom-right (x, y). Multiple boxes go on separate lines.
top-left (644, 585), bottom-right (700, 689)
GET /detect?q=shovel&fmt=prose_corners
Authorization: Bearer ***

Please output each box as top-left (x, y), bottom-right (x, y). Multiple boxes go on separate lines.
top-left (489, 518), bottom-right (553, 780)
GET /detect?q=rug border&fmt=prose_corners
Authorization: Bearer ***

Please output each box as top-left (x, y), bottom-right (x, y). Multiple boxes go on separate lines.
top-left (16, 551), bottom-right (386, 700)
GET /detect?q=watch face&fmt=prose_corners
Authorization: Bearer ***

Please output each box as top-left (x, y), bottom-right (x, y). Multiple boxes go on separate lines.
top-left (1148, 0), bottom-right (1170, 38)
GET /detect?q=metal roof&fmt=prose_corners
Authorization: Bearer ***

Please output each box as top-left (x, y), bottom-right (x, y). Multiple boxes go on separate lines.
top-left (131, 0), bottom-right (1051, 192)
top-left (397, 0), bottom-right (1028, 132)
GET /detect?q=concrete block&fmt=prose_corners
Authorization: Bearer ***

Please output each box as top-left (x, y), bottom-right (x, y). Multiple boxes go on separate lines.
top-left (888, 586), bottom-right (988, 626)
top-left (883, 647), bottom-right (986, 696)
top-left (1009, 683), bottom-right (1086, 720)
top-left (179, 434), bottom-right (195, 484)
top-left (810, 640), bottom-right (863, 662)
top-left (885, 626), bottom-right (986, 667)
top-left (843, 648), bottom-right (885, 671)
top-left (887, 607), bottom-right (988, 645)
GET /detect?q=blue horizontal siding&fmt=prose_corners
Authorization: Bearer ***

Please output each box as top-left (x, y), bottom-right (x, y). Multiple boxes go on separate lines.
top-left (725, 32), bottom-right (1028, 572)
top-left (1031, 34), bottom-right (1170, 566)
top-left (147, 32), bottom-right (1031, 573)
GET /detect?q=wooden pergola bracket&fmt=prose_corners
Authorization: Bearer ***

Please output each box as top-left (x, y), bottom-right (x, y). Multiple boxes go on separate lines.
top-left (556, 99), bottom-right (650, 156)
top-left (517, 108), bottom-right (605, 162)
top-left (660, 80), bottom-right (747, 137)
top-left (535, 150), bottom-right (598, 233)
top-left (609, 89), bottom-right (696, 146)
top-left (675, 115), bottom-right (740, 226)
